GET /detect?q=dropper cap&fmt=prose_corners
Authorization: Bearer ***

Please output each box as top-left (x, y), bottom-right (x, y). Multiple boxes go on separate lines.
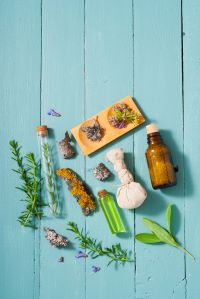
top-left (146, 123), bottom-right (158, 134)
top-left (36, 125), bottom-right (48, 135)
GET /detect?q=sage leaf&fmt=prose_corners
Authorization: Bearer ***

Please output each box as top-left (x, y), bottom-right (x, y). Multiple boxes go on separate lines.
top-left (166, 203), bottom-right (171, 232)
top-left (135, 233), bottom-right (161, 244)
top-left (143, 218), bottom-right (178, 247)
top-left (134, 203), bottom-right (195, 260)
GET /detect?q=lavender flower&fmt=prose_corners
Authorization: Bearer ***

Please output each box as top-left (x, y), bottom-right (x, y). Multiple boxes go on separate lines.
top-left (92, 266), bottom-right (101, 273)
top-left (47, 108), bottom-right (61, 117)
top-left (75, 251), bottom-right (88, 258)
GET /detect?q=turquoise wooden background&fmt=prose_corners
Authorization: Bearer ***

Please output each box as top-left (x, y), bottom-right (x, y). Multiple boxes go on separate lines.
top-left (1, 0), bottom-right (200, 298)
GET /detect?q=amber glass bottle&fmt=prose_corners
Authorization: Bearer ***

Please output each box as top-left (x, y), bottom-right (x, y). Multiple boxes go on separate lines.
top-left (145, 124), bottom-right (177, 189)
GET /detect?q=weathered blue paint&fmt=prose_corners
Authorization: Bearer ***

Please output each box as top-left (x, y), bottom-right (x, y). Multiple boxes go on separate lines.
top-left (0, 0), bottom-right (199, 298)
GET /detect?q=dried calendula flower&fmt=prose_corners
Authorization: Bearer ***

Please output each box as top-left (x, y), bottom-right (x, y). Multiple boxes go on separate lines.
top-left (93, 163), bottom-right (111, 181)
top-left (58, 131), bottom-right (75, 159)
top-left (81, 118), bottom-right (103, 141)
top-left (44, 227), bottom-right (69, 247)
top-left (56, 168), bottom-right (96, 216)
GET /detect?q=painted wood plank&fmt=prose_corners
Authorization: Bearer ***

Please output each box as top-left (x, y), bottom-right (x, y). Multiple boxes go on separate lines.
top-left (183, 1), bottom-right (200, 298)
top-left (39, 1), bottom-right (85, 299)
top-left (134, 1), bottom-right (186, 298)
top-left (0, 1), bottom-right (41, 298)
top-left (84, 0), bottom-right (135, 298)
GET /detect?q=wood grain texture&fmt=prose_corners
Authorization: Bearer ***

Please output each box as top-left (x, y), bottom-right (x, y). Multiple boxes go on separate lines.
top-left (0, 1), bottom-right (41, 298)
top-left (1, 0), bottom-right (200, 298)
top-left (40, 1), bottom-right (85, 299)
top-left (183, 1), bottom-right (200, 298)
top-left (84, 1), bottom-right (135, 298)
top-left (134, 1), bottom-right (186, 298)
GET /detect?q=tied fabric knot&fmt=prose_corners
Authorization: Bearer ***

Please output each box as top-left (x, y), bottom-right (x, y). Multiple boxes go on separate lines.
top-left (106, 148), bottom-right (147, 209)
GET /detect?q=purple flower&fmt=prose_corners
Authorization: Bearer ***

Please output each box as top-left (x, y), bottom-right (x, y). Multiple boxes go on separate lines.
top-left (75, 251), bottom-right (88, 258)
top-left (92, 266), bottom-right (101, 273)
top-left (47, 108), bottom-right (61, 117)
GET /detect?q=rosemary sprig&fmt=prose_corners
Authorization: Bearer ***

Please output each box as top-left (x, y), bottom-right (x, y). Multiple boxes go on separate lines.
top-left (42, 143), bottom-right (58, 215)
top-left (68, 221), bottom-right (133, 266)
top-left (9, 140), bottom-right (45, 229)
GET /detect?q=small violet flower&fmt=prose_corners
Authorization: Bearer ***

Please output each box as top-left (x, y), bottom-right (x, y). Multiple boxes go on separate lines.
top-left (47, 108), bottom-right (61, 117)
top-left (75, 251), bottom-right (88, 258)
top-left (92, 266), bottom-right (101, 273)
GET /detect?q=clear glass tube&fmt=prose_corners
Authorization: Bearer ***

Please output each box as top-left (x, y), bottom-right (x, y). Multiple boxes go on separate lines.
top-left (98, 189), bottom-right (126, 234)
top-left (36, 126), bottom-right (59, 216)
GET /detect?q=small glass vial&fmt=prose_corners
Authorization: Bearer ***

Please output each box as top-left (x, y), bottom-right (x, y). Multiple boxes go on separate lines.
top-left (145, 123), bottom-right (177, 189)
top-left (36, 125), bottom-right (60, 216)
top-left (98, 189), bottom-right (126, 234)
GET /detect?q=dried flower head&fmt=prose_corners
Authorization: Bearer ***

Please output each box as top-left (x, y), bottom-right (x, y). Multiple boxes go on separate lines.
top-left (58, 131), bottom-right (75, 159)
top-left (81, 118), bottom-right (103, 141)
top-left (93, 163), bottom-right (111, 181)
top-left (56, 168), bottom-right (96, 215)
top-left (109, 103), bottom-right (142, 129)
top-left (44, 227), bottom-right (69, 247)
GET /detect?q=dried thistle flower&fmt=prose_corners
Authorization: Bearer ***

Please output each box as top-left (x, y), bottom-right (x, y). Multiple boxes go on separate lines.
top-left (58, 131), bottom-right (75, 159)
top-left (81, 118), bottom-right (103, 141)
top-left (109, 103), bottom-right (142, 129)
top-left (93, 163), bottom-right (111, 181)
top-left (44, 227), bottom-right (69, 247)
top-left (56, 168), bottom-right (96, 216)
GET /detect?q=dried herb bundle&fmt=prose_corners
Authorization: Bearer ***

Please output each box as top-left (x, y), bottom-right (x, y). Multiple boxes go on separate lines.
top-left (58, 131), bottom-right (75, 159)
top-left (44, 227), bottom-right (69, 247)
top-left (109, 103), bottom-right (141, 129)
top-left (56, 168), bottom-right (96, 215)
top-left (135, 203), bottom-right (195, 259)
top-left (93, 163), bottom-right (111, 181)
top-left (9, 140), bottom-right (45, 229)
top-left (68, 221), bottom-right (133, 266)
top-left (81, 118), bottom-right (103, 141)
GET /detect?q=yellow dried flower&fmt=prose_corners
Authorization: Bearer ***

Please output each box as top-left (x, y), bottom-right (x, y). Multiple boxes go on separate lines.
top-left (56, 168), bottom-right (96, 215)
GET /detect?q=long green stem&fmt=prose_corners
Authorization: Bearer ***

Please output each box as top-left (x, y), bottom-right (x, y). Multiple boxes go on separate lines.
top-left (9, 140), bottom-right (44, 229)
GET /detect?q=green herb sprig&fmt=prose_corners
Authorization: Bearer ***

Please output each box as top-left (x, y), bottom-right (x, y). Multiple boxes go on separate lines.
top-left (9, 140), bottom-right (45, 229)
top-left (135, 203), bottom-right (195, 259)
top-left (68, 221), bottom-right (133, 266)
top-left (42, 143), bottom-right (58, 215)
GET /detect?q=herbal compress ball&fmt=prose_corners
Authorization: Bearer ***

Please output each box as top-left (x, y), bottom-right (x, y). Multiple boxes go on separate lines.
top-left (56, 168), bottom-right (96, 215)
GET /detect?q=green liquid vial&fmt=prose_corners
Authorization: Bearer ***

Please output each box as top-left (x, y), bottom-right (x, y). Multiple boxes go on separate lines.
top-left (98, 190), bottom-right (126, 234)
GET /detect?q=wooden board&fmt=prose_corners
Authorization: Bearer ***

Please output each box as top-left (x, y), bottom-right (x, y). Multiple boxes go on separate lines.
top-left (71, 96), bottom-right (145, 155)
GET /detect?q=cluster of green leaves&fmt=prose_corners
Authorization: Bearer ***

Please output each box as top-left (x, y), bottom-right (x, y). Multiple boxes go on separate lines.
top-left (42, 143), bottom-right (58, 215)
top-left (68, 221), bottom-right (133, 266)
top-left (135, 203), bottom-right (195, 259)
top-left (9, 140), bottom-right (45, 229)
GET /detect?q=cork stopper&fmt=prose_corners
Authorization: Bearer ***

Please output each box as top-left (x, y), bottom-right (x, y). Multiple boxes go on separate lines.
top-left (146, 123), bottom-right (159, 135)
top-left (36, 125), bottom-right (48, 135)
top-left (98, 189), bottom-right (108, 197)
